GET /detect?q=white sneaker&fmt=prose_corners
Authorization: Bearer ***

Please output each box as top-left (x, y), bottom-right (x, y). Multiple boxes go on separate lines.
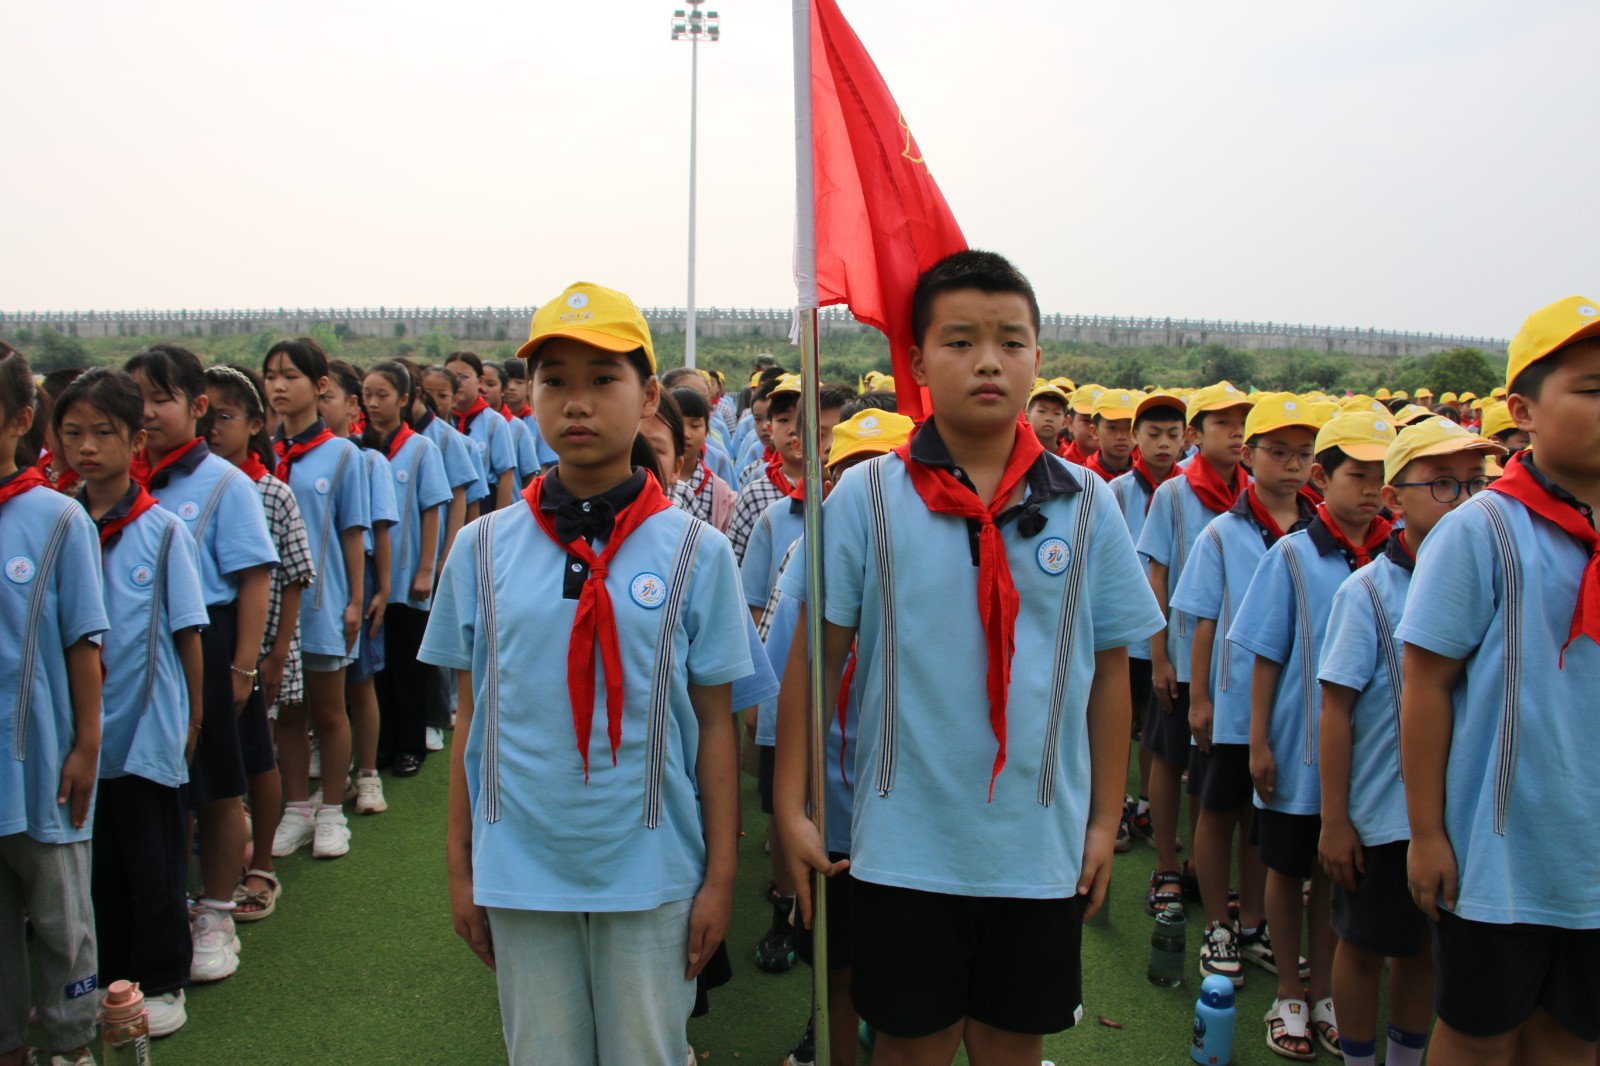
top-left (50, 1052), bottom-right (95, 1066)
top-left (354, 774), bottom-right (388, 815)
top-left (308, 735), bottom-right (322, 779)
top-left (312, 806), bottom-right (351, 859)
top-left (425, 726), bottom-right (444, 751)
top-left (189, 907), bottom-right (240, 983)
top-left (146, 989), bottom-right (188, 1037)
top-left (271, 806), bottom-right (315, 856)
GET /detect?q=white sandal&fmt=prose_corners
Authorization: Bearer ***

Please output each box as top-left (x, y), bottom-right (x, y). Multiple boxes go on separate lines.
top-left (1311, 996), bottom-right (1341, 1057)
top-left (1264, 998), bottom-right (1316, 1061)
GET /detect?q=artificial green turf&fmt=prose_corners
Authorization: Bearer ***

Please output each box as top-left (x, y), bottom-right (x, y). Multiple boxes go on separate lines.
top-left (72, 750), bottom-right (1376, 1065)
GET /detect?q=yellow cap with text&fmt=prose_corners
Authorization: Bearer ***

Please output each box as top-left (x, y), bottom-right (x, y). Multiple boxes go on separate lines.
top-left (1185, 381), bottom-right (1252, 423)
top-left (1385, 418), bottom-right (1502, 485)
top-left (1314, 411), bottom-right (1397, 462)
top-left (1506, 295), bottom-right (1600, 391)
top-left (1093, 389), bottom-right (1143, 420)
top-left (1028, 379), bottom-right (1070, 407)
top-left (517, 281), bottom-right (655, 371)
top-left (828, 410), bottom-right (916, 467)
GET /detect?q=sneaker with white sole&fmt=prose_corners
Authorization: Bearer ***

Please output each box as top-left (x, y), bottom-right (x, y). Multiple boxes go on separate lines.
top-left (146, 989), bottom-right (188, 1037)
top-left (271, 806), bottom-right (315, 856)
top-left (50, 1052), bottom-right (95, 1066)
top-left (189, 907), bottom-right (240, 983)
top-left (312, 806), bottom-right (351, 859)
top-left (1200, 921), bottom-right (1244, 986)
top-left (354, 774), bottom-right (388, 815)
top-left (425, 726), bottom-right (444, 751)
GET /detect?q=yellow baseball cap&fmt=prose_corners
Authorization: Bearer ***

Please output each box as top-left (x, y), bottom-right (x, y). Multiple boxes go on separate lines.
top-left (1069, 384), bottom-right (1105, 412)
top-left (1480, 401), bottom-right (1517, 439)
top-left (1415, 387), bottom-right (1434, 400)
top-left (1244, 393), bottom-right (1320, 439)
top-left (875, 375), bottom-right (895, 393)
top-left (1440, 391), bottom-right (1459, 404)
top-left (1185, 381), bottom-right (1252, 423)
top-left (1374, 387), bottom-right (1392, 401)
top-left (769, 373), bottom-right (803, 396)
top-left (517, 281), bottom-right (655, 371)
top-left (1384, 418), bottom-right (1502, 485)
top-left (1093, 389), bottom-right (1143, 420)
top-left (1050, 376), bottom-right (1076, 392)
top-left (1392, 390), bottom-right (1410, 401)
top-left (1506, 295), bottom-right (1600, 391)
top-left (1490, 385), bottom-right (1507, 400)
top-left (1028, 378), bottom-right (1070, 406)
top-left (1394, 403), bottom-right (1435, 426)
top-left (827, 409), bottom-right (916, 467)
top-left (1310, 400), bottom-right (1340, 424)
top-left (1459, 391), bottom-right (1477, 404)
top-left (1340, 395), bottom-right (1390, 416)
top-left (1135, 391), bottom-right (1187, 419)
top-left (1314, 411), bottom-right (1397, 462)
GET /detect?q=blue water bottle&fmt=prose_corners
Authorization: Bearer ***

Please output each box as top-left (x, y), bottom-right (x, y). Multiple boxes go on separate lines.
top-left (1190, 973), bottom-right (1235, 1064)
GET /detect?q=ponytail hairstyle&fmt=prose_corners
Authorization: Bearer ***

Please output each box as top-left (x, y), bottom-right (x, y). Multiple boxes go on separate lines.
top-left (360, 360), bottom-right (414, 449)
top-left (205, 363), bottom-right (274, 468)
top-left (445, 351), bottom-right (484, 377)
top-left (126, 342), bottom-right (207, 406)
top-left (0, 343), bottom-right (38, 464)
top-left (326, 360), bottom-right (370, 445)
top-left (393, 357), bottom-right (436, 420)
top-left (262, 336), bottom-right (331, 386)
top-left (631, 434), bottom-right (665, 488)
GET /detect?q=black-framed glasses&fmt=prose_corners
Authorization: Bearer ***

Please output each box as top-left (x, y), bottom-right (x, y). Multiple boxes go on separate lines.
top-left (1252, 444), bottom-right (1315, 466)
top-left (1392, 475), bottom-right (1492, 502)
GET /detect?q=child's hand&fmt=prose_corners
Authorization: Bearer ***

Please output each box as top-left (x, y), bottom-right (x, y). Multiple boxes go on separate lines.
top-left (776, 813), bottom-right (851, 930)
top-left (1188, 695), bottom-right (1214, 752)
top-left (366, 590), bottom-right (387, 640)
top-left (409, 570), bottom-right (433, 603)
top-left (685, 878), bottom-right (732, 980)
top-left (57, 744), bottom-right (98, 829)
top-left (1249, 744), bottom-right (1276, 803)
top-left (343, 603), bottom-right (361, 654)
top-left (1318, 818), bottom-right (1364, 893)
top-left (449, 873), bottom-right (495, 970)
top-left (1406, 832), bottom-right (1458, 921)
top-left (230, 668), bottom-right (254, 711)
top-left (1151, 659), bottom-right (1179, 712)
top-left (260, 651), bottom-right (287, 712)
top-left (1076, 820), bottom-right (1118, 920)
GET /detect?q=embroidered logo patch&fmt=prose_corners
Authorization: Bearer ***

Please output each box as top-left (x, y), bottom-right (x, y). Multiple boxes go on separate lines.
top-left (5, 556), bottom-right (35, 584)
top-left (315, 477), bottom-right (331, 494)
top-left (858, 415), bottom-right (881, 437)
top-left (476, 440), bottom-right (487, 453)
top-left (567, 292), bottom-right (589, 310)
top-left (1036, 537), bottom-right (1070, 575)
top-left (130, 564), bottom-right (154, 588)
top-left (630, 572), bottom-right (668, 608)
top-left (1579, 304), bottom-right (1598, 318)
top-left (177, 501), bottom-right (200, 521)
top-left (395, 468), bottom-right (409, 483)
top-left (65, 975), bottom-right (97, 1000)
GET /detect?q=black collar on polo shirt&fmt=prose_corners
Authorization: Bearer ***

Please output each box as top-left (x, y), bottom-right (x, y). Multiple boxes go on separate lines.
top-left (83, 481), bottom-right (143, 544)
top-left (272, 418), bottom-right (329, 450)
top-left (539, 469), bottom-right (647, 599)
top-left (415, 410), bottom-right (436, 433)
top-left (148, 438), bottom-right (211, 490)
top-left (1525, 453), bottom-right (1595, 524)
top-left (1384, 528), bottom-right (1415, 573)
top-left (908, 417), bottom-right (1082, 565)
top-left (1228, 487), bottom-right (1316, 547)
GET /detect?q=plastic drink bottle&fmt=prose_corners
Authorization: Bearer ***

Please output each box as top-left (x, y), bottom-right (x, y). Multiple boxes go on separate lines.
top-left (99, 981), bottom-right (152, 1066)
top-left (1147, 907), bottom-right (1186, 987)
top-left (1191, 973), bottom-right (1236, 1064)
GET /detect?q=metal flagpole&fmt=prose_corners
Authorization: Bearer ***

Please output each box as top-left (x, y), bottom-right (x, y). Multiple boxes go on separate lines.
top-left (792, 1), bottom-right (830, 1062)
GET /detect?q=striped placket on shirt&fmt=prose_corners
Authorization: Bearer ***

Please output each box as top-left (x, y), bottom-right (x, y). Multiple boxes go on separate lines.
top-left (1281, 540), bottom-right (1319, 767)
top-left (1036, 490), bottom-right (1097, 807)
top-left (641, 521), bottom-right (703, 829)
top-left (1357, 571), bottom-right (1405, 783)
top-left (1482, 497), bottom-right (1524, 836)
top-left (865, 458), bottom-right (900, 797)
top-left (12, 506), bottom-right (77, 761)
top-left (137, 521), bottom-right (179, 712)
top-left (472, 513), bottom-right (504, 823)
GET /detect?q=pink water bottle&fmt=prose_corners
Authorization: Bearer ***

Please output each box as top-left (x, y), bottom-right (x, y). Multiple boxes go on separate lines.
top-left (99, 980), bottom-right (152, 1066)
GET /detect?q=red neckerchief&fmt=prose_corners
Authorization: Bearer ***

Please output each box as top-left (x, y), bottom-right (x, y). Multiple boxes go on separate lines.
top-left (766, 454), bottom-right (797, 496)
top-left (1130, 448), bottom-right (1179, 501)
top-left (1300, 483), bottom-right (1324, 505)
top-left (1490, 450), bottom-right (1600, 665)
top-left (894, 419), bottom-right (1044, 799)
top-left (95, 483), bottom-right (159, 548)
top-left (1184, 453), bottom-right (1245, 514)
top-left (0, 467), bottom-right (48, 509)
top-left (132, 437), bottom-right (205, 490)
top-left (37, 455), bottom-right (80, 495)
top-left (513, 404), bottom-right (532, 419)
top-left (382, 422), bottom-right (416, 461)
top-left (273, 423), bottom-right (335, 481)
top-left (454, 397), bottom-right (491, 433)
top-left (1060, 439), bottom-right (1090, 465)
top-left (1314, 502), bottom-right (1392, 568)
top-left (525, 472), bottom-right (673, 781)
top-left (1084, 450), bottom-right (1127, 483)
top-left (1244, 485), bottom-right (1294, 542)
top-left (692, 460), bottom-right (715, 497)
top-left (1397, 528), bottom-right (1419, 565)
top-left (499, 404), bottom-right (514, 422)
top-left (837, 644), bottom-right (857, 788)
top-left (239, 454), bottom-right (270, 482)
top-left (350, 414), bottom-right (366, 436)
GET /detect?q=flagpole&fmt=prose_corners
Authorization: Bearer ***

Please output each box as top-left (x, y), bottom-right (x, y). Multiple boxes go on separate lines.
top-left (793, 1), bottom-right (831, 1063)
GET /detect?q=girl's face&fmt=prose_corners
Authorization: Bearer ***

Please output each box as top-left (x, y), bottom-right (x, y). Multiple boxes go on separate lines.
top-left (480, 365), bottom-right (504, 410)
top-left (681, 415), bottom-right (707, 466)
top-left (638, 416), bottom-right (682, 487)
top-left (132, 369), bottom-right (206, 456)
top-left (503, 375), bottom-right (527, 410)
top-left (362, 374), bottom-right (405, 432)
top-left (58, 401), bottom-right (143, 484)
top-left (319, 380), bottom-right (359, 436)
top-left (264, 354), bottom-right (324, 422)
top-left (531, 339), bottom-right (659, 476)
top-left (205, 389), bottom-right (262, 464)
top-left (422, 372), bottom-right (457, 418)
top-left (446, 360), bottom-right (479, 410)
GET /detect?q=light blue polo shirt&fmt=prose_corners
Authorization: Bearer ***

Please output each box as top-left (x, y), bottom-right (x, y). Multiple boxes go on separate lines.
top-left (518, 413), bottom-right (558, 468)
top-left (705, 435), bottom-right (734, 485)
top-left (816, 427), bottom-right (1164, 898)
top-left (1397, 484), bottom-right (1600, 927)
top-left (149, 443), bottom-right (279, 605)
top-left (282, 434), bottom-right (370, 656)
top-left (386, 432), bottom-right (453, 610)
top-left (507, 415), bottom-right (540, 484)
top-left (1318, 537), bottom-right (1412, 847)
top-left (458, 406), bottom-right (515, 491)
top-left (740, 495), bottom-right (807, 609)
top-left (1227, 516), bottom-right (1364, 815)
top-left (1110, 468), bottom-right (1160, 660)
top-left (418, 494), bottom-right (753, 912)
top-left (99, 502), bottom-right (209, 788)
top-left (359, 447), bottom-right (399, 555)
top-left (0, 482), bottom-right (109, 843)
top-left (1138, 473), bottom-right (1245, 682)
top-left (418, 412), bottom-right (489, 506)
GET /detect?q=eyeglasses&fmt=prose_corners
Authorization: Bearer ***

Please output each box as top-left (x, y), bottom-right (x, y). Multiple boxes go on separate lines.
top-left (1392, 475), bottom-right (1492, 502)
top-left (211, 412), bottom-right (242, 425)
top-left (1253, 444), bottom-right (1315, 467)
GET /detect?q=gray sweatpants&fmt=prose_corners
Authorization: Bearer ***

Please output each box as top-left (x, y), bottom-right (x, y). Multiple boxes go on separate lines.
top-left (0, 834), bottom-right (97, 1055)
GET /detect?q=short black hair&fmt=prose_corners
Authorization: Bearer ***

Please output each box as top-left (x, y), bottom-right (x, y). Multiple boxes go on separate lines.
top-left (841, 393), bottom-right (898, 418)
top-left (670, 386), bottom-right (710, 420)
top-left (502, 359), bottom-right (527, 382)
top-left (819, 384), bottom-right (855, 413)
top-left (128, 343), bottom-right (207, 403)
top-left (1134, 406), bottom-right (1185, 432)
top-left (445, 351), bottom-right (484, 376)
top-left (1315, 445), bottom-right (1350, 475)
top-left (1506, 341), bottom-right (1594, 401)
top-left (910, 249), bottom-right (1041, 350)
top-left (52, 367), bottom-right (144, 439)
top-left (651, 389), bottom-right (686, 459)
top-left (767, 390), bottom-right (801, 419)
top-left (1492, 427), bottom-right (1525, 444)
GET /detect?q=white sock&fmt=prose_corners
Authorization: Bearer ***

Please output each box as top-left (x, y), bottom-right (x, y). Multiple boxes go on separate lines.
top-left (1386, 1025), bottom-right (1427, 1066)
top-left (198, 898), bottom-right (236, 913)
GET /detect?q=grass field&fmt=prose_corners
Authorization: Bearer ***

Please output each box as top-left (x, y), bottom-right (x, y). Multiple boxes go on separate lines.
top-left (54, 745), bottom-right (1383, 1065)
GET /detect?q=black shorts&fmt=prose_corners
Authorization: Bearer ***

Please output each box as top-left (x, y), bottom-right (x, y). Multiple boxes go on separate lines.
top-left (1251, 808), bottom-right (1320, 879)
top-left (1330, 840), bottom-right (1427, 957)
top-left (795, 854), bottom-right (854, 971)
top-left (1141, 682), bottom-right (1191, 769)
top-left (757, 743), bottom-right (775, 816)
top-left (185, 602), bottom-right (250, 809)
top-left (1127, 658), bottom-right (1153, 739)
top-left (851, 879), bottom-right (1083, 1038)
top-left (1433, 911), bottom-right (1600, 1042)
top-left (237, 687), bottom-right (274, 779)
top-left (1196, 743), bottom-right (1253, 813)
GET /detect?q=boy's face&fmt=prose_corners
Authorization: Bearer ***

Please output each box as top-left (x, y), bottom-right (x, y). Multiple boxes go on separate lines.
top-left (1025, 398), bottom-right (1065, 448)
top-left (681, 415), bottom-right (707, 466)
top-left (59, 400), bottom-right (143, 486)
top-left (770, 406), bottom-right (801, 465)
top-left (1134, 417), bottom-right (1184, 472)
top-left (1313, 453), bottom-right (1386, 528)
top-left (531, 339), bottom-right (659, 471)
top-left (1070, 411), bottom-right (1099, 452)
top-left (908, 289), bottom-right (1040, 435)
top-left (1499, 429), bottom-right (1531, 453)
top-left (1243, 427), bottom-right (1316, 496)
top-left (1382, 452), bottom-right (1488, 543)
top-left (1508, 340), bottom-right (1600, 478)
top-left (503, 375), bottom-right (527, 409)
top-left (752, 398), bottom-right (772, 445)
top-left (1097, 417), bottom-right (1134, 462)
top-left (1196, 406), bottom-right (1249, 468)
top-left (817, 405), bottom-right (843, 465)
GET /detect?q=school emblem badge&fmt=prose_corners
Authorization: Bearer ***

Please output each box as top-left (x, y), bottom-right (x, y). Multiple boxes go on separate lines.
top-left (567, 292), bottom-right (589, 310)
top-left (4, 556), bottom-right (35, 584)
top-left (395, 469), bottom-right (409, 484)
top-left (630, 572), bottom-right (668, 609)
top-left (1036, 537), bottom-right (1070, 576)
top-left (177, 501), bottom-right (200, 521)
top-left (130, 565), bottom-right (154, 588)
top-left (315, 477), bottom-right (331, 494)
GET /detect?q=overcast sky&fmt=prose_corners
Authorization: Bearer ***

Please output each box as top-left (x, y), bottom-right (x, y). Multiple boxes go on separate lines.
top-left (5, 0), bottom-right (1594, 339)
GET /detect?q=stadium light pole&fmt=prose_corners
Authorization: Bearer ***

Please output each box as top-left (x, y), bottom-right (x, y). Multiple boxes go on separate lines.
top-left (672, 2), bottom-right (719, 369)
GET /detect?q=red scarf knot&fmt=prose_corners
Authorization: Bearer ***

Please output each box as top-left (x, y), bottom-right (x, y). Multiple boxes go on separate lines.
top-left (382, 422), bottom-right (416, 461)
top-left (133, 436), bottom-right (206, 490)
top-left (455, 397), bottom-right (491, 433)
top-left (239, 454), bottom-right (270, 483)
top-left (95, 484), bottom-right (159, 548)
top-left (273, 422), bottom-right (335, 482)
top-left (1314, 502), bottom-right (1392, 569)
top-left (1184, 453), bottom-right (1246, 514)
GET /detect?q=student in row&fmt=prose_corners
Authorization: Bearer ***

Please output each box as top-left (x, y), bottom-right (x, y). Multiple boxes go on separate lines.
top-left (1024, 379), bottom-right (1070, 455)
top-left (416, 360), bottom-right (491, 533)
top-left (442, 351), bottom-right (514, 512)
top-left (668, 385), bottom-right (738, 532)
top-left (1083, 389), bottom-right (1138, 482)
top-left (500, 358), bottom-right (557, 470)
top-left (727, 375), bottom-right (806, 563)
top-left (478, 359), bottom-right (540, 488)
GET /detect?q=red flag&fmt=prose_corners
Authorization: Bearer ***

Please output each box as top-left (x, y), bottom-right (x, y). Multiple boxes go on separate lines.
top-left (808, 0), bottom-right (967, 422)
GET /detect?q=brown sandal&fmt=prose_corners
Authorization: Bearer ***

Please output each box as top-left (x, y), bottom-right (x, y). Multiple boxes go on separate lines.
top-left (232, 868), bottom-right (282, 922)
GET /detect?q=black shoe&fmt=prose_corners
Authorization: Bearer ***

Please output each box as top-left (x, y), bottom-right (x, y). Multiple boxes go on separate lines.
top-left (784, 1019), bottom-right (815, 1066)
top-left (754, 898), bottom-right (797, 973)
top-left (393, 753), bottom-right (423, 778)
